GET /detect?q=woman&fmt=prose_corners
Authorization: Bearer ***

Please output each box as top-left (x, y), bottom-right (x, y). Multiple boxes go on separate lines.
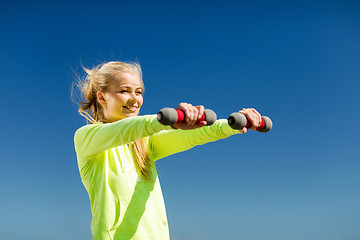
top-left (74, 61), bottom-right (262, 240)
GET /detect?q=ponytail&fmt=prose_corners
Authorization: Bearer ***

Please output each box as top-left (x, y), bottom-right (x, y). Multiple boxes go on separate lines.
top-left (131, 139), bottom-right (153, 180)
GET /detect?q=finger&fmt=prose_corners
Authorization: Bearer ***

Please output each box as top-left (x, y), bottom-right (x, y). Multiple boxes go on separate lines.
top-left (243, 108), bottom-right (255, 122)
top-left (176, 102), bottom-right (189, 117)
top-left (246, 109), bottom-right (258, 125)
top-left (191, 106), bottom-right (200, 125)
top-left (176, 102), bottom-right (187, 110)
top-left (250, 108), bottom-right (262, 126)
top-left (177, 103), bottom-right (192, 124)
top-left (195, 121), bottom-right (207, 127)
top-left (238, 108), bottom-right (247, 114)
top-left (189, 106), bottom-right (199, 125)
top-left (184, 103), bottom-right (198, 125)
top-left (239, 108), bottom-right (258, 130)
top-left (196, 105), bottom-right (205, 119)
top-left (184, 103), bottom-right (193, 124)
top-left (251, 108), bottom-right (261, 118)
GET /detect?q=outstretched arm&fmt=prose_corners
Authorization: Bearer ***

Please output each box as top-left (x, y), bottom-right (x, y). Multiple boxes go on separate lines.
top-left (149, 119), bottom-right (240, 161)
top-left (74, 115), bottom-right (173, 158)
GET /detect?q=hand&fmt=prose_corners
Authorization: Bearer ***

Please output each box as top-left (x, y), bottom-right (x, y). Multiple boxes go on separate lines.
top-left (171, 103), bottom-right (207, 130)
top-left (238, 108), bottom-right (262, 133)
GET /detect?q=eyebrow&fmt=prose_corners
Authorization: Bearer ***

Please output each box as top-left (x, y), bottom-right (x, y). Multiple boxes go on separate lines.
top-left (118, 85), bottom-right (144, 90)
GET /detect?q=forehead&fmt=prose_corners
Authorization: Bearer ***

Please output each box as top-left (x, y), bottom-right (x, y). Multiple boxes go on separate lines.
top-left (112, 72), bottom-right (142, 88)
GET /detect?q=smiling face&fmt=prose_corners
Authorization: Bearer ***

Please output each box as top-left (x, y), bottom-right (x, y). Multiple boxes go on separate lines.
top-left (97, 72), bottom-right (144, 122)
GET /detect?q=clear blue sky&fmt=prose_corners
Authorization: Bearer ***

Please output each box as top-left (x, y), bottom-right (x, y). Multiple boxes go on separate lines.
top-left (1, 1), bottom-right (360, 239)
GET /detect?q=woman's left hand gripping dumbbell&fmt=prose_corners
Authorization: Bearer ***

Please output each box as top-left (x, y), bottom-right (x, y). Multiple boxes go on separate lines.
top-left (234, 108), bottom-right (264, 133)
top-left (157, 103), bottom-right (217, 130)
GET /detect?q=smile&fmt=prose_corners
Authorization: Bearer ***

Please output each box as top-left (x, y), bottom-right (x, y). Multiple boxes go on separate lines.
top-left (123, 106), bottom-right (138, 112)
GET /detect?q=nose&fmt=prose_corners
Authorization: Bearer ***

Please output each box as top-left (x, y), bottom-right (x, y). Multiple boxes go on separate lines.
top-left (127, 95), bottom-right (138, 104)
top-left (126, 90), bottom-right (136, 99)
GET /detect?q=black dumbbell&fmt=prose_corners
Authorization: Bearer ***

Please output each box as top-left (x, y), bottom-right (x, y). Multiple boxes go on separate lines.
top-left (228, 112), bottom-right (272, 132)
top-left (158, 108), bottom-right (217, 126)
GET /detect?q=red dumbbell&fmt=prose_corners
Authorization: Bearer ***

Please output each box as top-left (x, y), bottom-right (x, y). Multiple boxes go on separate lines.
top-left (228, 112), bottom-right (273, 132)
top-left (157, 108), bottom-right (217, 126)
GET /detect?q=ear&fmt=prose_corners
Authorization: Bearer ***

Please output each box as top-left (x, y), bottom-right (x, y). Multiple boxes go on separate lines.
top-left (97, 91), bottom-right (106, 106)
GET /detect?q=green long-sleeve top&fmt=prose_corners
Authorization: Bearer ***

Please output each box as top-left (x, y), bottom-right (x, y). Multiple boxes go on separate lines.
top-left (74, 115), bottom-right (240, 240)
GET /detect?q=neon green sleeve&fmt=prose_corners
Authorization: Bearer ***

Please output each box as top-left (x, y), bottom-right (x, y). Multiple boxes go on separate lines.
top-left (148, 119), bottom-right (240, 161)
top-left (74, 115), bottom-right (173, 158)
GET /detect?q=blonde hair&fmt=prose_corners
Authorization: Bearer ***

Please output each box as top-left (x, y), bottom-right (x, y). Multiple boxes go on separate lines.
top-left (74, 61), bottom-right (153, 180)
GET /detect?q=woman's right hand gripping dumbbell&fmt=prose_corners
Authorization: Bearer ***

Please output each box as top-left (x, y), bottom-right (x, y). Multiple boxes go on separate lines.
top-left (158, 102), bottom-right (217, 130)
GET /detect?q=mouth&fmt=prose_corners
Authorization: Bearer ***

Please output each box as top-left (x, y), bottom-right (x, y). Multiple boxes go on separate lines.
top-left (123, 105), bottom-right (139, 112)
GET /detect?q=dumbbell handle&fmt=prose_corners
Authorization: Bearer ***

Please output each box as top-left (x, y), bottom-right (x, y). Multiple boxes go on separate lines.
top-left (228, 112), bottom-right (273, 132)
top-left (157, 108), bottom-right (217, 126)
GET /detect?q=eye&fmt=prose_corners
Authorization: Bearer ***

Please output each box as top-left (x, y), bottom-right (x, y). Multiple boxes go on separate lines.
top-left (119, 90), bottom-right (128, 93)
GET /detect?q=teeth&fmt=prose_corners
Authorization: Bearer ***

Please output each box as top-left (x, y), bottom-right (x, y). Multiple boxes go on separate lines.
top-left (124, 106), bottom-right (138, 110)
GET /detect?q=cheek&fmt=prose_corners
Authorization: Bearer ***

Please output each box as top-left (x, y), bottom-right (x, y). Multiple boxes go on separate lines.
top-left (116, 95), bottom-right (128, 104)
top-left (138, 97), bottom-right (144, 106)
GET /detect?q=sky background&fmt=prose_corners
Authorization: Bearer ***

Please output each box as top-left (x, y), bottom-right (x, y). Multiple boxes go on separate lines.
top-left (1, 1), bottom-right (360, 240)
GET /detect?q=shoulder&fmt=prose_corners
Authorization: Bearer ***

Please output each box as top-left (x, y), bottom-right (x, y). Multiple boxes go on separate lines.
top-left (74, 122), bottom-right (103, 140)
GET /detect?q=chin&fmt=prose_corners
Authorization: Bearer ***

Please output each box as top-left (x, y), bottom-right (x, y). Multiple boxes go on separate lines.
top-left (126, 112), bottom-right (139, 117)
